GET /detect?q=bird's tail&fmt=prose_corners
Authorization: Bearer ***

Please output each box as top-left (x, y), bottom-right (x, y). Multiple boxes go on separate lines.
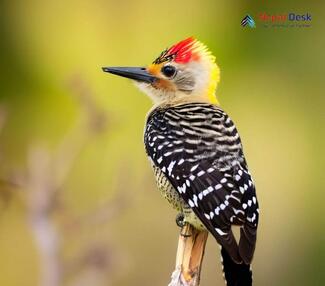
top-left (221, 247), bottom-right (252, 286)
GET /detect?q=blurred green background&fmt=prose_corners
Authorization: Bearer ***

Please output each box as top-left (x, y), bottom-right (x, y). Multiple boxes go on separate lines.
top-left (0, 0), bottom-right (324, 285)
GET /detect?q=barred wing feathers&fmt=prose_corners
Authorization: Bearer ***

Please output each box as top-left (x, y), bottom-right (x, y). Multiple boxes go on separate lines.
top-left (144, 103), bottom-right (259, 264)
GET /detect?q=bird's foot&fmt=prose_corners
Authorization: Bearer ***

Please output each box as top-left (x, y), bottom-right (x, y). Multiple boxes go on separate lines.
top-left (176, 213), bottom-right (192, 237)
top-left (175, 212), bottom-right (186, 228)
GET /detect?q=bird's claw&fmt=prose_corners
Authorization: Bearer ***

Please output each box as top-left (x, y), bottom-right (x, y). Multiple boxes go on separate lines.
top-left (175, 213), bottom-right (186, 228)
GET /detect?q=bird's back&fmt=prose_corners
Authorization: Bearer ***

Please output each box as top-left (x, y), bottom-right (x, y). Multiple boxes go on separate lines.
top-left (144, 102), bottom-right (259, 264)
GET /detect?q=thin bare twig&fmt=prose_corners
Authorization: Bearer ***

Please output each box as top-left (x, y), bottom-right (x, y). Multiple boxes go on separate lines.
top-left (0, 79), bottom-right (130, 286)
top-left (0, 77), bottom-right (111, 286)
top-left (26, 146), bottom-right (62, 286)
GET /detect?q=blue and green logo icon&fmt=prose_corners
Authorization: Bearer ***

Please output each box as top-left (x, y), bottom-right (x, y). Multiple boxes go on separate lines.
top-left (241, 15), bottom-right (256, 28)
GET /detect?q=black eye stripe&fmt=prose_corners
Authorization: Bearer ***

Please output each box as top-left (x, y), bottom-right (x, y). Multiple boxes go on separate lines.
top-left (161, 65), bottom-right (176, 78)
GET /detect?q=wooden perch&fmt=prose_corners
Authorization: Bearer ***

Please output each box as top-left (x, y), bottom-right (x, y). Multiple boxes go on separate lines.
top-left (169, 223), bottom-right (208, 286)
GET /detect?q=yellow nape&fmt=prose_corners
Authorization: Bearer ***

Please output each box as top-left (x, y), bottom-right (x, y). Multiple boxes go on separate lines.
top-left (178, 38), bottom-right (220, 105)
top-left (207, 62), bottom-right (220, 105)
top-left (193, 40), bottom-right (220, 105)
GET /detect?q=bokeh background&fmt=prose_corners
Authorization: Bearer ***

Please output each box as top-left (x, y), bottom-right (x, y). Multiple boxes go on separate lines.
top-left (0, 1), bottom-right (324, 285)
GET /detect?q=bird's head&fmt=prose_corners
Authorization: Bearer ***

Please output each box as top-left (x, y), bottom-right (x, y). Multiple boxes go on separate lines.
top-left (103, 37), bottom-right (220, 105)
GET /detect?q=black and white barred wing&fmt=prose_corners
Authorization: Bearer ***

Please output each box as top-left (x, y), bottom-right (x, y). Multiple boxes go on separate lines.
top-left (145, 103), bottom-right (259, 264)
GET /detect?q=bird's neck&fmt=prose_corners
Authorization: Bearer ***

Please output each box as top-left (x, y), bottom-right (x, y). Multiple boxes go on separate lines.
top-left (150, 95), bottom-right (216, 111)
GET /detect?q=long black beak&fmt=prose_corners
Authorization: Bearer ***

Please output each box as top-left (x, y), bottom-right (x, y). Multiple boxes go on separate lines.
top-left (102, 67), bottom-right (156, 84)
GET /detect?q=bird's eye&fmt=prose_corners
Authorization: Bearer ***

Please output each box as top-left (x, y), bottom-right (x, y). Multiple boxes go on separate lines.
top-left (161, 65), bottom-right (176, 78)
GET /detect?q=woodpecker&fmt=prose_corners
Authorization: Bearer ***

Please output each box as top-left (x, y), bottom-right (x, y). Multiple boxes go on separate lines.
top-left (103, 37), bottom-right (259, 286)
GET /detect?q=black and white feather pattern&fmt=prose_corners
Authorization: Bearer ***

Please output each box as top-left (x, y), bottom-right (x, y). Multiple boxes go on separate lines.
top-left (144, 103), bottom-right (259, 264)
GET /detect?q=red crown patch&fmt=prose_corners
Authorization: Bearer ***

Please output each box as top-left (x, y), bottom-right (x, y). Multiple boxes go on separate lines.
top-left (153, 37), bottom-right (200, 65)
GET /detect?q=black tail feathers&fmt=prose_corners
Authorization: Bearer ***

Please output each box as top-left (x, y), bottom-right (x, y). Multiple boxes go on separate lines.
top-left (221, 247), bottom-right (252, 286)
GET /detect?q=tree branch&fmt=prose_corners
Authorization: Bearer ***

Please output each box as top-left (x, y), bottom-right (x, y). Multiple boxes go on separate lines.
top-left (169, 224), bottom-right (208, 286)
